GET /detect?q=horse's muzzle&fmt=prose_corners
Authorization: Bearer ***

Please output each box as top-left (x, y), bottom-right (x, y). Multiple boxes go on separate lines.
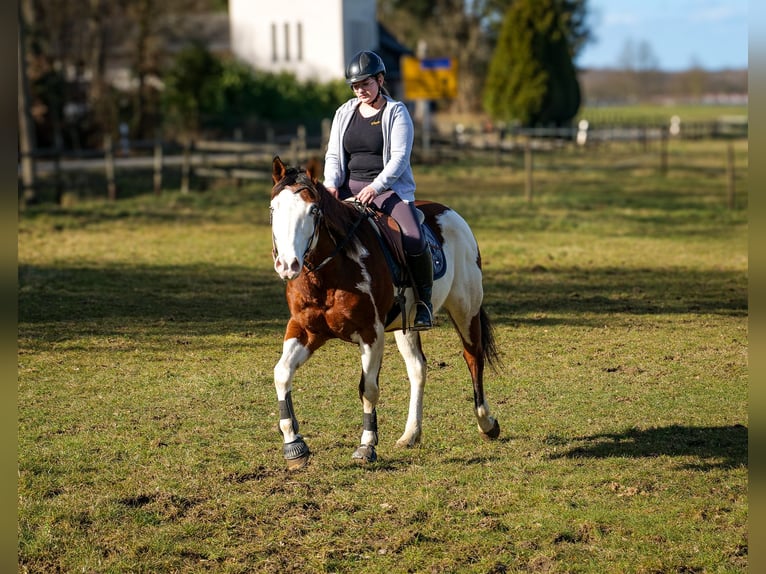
top-left (274, 255), bottom-right (303, 280)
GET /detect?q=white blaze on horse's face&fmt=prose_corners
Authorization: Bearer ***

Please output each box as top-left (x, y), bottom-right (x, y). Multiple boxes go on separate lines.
top-left (270, 188), bottom-right (319, 280)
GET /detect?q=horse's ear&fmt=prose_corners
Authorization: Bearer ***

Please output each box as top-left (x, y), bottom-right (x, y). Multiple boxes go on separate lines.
top-left (305, 157), bottom-right (322, 183)
top-left (272, 156), bottom-right (287, 184)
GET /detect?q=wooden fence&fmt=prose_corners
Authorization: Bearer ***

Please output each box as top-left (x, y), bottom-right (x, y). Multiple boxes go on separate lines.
top-left (20, 118), bottom-right (746, 206)
top-left (24, 125), bottom-right (324, 203)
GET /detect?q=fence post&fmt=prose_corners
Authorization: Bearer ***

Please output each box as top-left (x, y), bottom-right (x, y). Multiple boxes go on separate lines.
top-left (297, 125), bottom-right (307, 164)
top-left (235, 133), bottom-right (245, 188)
top-left (727, 142), bottom-right (736, 209)
top-left (19, 149), bottom-right (37, 207)
top-left (153, 131), bottom-right (163, 195)
top-left (181, 138), bottom-right (191, 194)
top-left (321, 118), bottom-right (331, 153)
top-left (52, 148), bottom-right (63, 205)
top-left (525, 139), bottom-right (534, 203)
top-left (576, 119), bottom-right (589, 147)
top-left (659, 130), bottom-right (668, 176)
top-left (198, 140), bottom-right (209, 191)
top-left (104, 134), bottom-right (117, 200)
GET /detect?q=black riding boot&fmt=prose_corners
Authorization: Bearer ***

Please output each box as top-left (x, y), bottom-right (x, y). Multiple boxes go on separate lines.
top-left (407, 248), bottom-right (434, 330)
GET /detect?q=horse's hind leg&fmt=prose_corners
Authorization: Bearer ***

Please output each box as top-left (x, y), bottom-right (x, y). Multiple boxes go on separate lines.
top-left (351, 331), bottom-right (386, 463)
top-left (393, 329), bottom-right (426, 448)
top-left (274, 334), bottom-right (314, 471)
top-left (452, 310), bottom-right (500, 440)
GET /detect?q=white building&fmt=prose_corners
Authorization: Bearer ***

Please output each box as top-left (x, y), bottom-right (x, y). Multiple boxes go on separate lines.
top-left (229, 0), bottom-right (379, 82)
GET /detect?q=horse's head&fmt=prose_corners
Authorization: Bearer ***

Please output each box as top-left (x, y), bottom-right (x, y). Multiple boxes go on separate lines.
top-left (270, 156), bottom-right (323, 280)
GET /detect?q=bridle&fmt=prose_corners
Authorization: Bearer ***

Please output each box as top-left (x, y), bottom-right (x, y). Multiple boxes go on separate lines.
top-left (270, 186), bottom-right (321, 271)
top-left (271, 186), bottom-right (368, 275)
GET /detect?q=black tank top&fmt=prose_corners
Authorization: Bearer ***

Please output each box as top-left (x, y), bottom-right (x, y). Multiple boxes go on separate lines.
top-left (343, 103), bottom-right (386, 182)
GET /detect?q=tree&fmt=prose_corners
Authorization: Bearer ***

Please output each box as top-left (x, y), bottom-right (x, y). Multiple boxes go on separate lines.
top-left (616, 38), bottom-right (662, 101)
top-left (162, 44), bottom-right (349, 137)
top-left (378, 0), bottom-right (590, 113)
top-left (162, 42), bottom-right (224, 135)
top-left (378, 0), bottom-right (496, 112)
top-left (19, 0), bottom-right (37, 205)
top-left (483, 0), bottom-right (581, 126)
top-left (20, 0), bottom-right (224, 148)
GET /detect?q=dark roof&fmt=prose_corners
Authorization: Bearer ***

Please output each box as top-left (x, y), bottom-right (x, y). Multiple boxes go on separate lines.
top-left (377, 22), bottom-right (412, 81)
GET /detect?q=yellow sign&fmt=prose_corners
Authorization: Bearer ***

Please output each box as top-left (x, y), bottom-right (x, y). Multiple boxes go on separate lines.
top-left (401, 56), bottom-right (458, 100)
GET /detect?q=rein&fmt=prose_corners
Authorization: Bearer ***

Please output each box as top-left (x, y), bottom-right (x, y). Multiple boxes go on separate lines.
top-left (304, 201), bottom-right (368, 274)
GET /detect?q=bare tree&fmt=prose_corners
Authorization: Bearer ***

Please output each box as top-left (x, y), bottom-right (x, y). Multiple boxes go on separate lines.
top-left (616, 37), bottom-right (663, 100)
top-left (18, 0), bottom-right (37, 205)
top-left (21, 0), bottom-right (222, 148)
top-left (87, 0), bottom-right (113, 134)
top-left (378, 0), bottom-right (496, 112)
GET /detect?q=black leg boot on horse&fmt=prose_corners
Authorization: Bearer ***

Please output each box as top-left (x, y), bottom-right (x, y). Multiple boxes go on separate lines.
top-left (407, 248), bottom-right (434, 330)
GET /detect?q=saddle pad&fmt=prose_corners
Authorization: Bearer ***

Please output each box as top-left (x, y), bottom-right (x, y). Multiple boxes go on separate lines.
top-left (423, 223), bottom-right (446, 281)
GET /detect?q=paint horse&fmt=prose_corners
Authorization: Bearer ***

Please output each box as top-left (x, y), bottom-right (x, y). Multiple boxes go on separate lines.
top-left (269, 156), bottom-right (500, 470)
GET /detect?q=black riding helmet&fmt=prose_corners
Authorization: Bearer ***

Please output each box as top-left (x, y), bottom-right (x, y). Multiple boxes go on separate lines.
top-left (345, 51), bottom-right (386, 85)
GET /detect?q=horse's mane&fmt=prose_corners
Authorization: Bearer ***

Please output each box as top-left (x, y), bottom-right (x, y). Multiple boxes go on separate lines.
top-left (316, 185), bottom-right (367, 241)
top-left (272, 165), bottom-right (365, 242)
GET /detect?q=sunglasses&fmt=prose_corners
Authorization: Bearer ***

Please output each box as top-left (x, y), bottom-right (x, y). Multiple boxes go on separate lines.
top-left (351, 77), bottom-right (377, 91)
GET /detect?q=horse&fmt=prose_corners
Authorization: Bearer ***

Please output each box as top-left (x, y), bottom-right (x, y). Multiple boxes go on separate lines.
top-left (269, 156), bottom-right (500, 470)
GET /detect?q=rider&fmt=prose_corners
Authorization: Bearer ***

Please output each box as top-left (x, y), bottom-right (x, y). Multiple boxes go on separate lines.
top-left (323, 50), bottom-right (433, 330)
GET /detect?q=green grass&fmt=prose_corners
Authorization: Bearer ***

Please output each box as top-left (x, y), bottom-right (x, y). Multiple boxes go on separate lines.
top-left (577, 103), bottom-right (748, 125)
top-left (18, 139), bottom-right (747, 573)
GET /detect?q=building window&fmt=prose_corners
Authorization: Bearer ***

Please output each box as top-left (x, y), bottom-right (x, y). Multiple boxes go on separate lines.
top-left (284, 22), bottom-right (290, 61)
top-left (271, 23), bottom-right (277, 61)
top-left (297, 22), bottom-right (303, 62)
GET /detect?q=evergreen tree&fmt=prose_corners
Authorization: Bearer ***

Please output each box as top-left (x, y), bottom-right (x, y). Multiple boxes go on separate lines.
top-left (483, 0), bottom-right (581, 126)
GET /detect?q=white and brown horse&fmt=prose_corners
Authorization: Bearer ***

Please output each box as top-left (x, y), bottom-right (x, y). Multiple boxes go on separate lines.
top-left (269, 156), bottom-right (500, 470)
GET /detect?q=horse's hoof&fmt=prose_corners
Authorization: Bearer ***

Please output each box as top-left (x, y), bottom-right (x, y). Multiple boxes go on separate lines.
top-left (352, 444), bottom-right (377, 464)
top-left (286, 453), bottom-right (310, 471)
top-left (284, 438), bottom-right (311, 471)
top-left (395, 433), bottom-right (421, 448)
top-left (481, 419), bottom-right (501, 441)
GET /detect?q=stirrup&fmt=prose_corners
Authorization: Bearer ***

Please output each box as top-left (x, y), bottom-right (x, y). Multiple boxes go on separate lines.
top-left (412, 303), bottom-right (433, 331)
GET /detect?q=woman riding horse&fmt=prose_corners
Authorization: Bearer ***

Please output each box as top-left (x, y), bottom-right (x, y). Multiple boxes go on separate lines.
top-left (323, 50), bottom-right (434, 330)
top-left (270, 157), bottom-right (501, 470)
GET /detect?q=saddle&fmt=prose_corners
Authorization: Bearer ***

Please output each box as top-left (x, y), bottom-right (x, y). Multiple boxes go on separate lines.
top-left (366, 209), bottom-right (409, 285)
top-left (361, 205), bottom-right (446, 331)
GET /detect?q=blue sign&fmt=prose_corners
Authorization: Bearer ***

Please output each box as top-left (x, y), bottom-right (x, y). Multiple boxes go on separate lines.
top-left (420, 58), bottom-right (452, 70)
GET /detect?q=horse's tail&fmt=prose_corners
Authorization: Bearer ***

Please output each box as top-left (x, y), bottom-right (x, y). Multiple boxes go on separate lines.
top-left (480, 306), bottom-right (502, 372)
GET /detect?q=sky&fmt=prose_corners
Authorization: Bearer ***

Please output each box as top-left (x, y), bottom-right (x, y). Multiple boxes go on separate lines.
top-left (575, 0), bottom-right (748, 71)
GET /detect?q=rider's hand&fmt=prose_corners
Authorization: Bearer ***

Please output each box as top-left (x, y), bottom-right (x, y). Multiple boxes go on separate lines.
top-left (326, 187), bottom-right (339, 198)
top-left (356, 185), bottom-right (378, 206)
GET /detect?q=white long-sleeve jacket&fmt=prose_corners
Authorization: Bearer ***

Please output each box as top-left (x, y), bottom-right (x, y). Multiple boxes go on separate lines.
top-left (323, 95), bottom-right (416, 201)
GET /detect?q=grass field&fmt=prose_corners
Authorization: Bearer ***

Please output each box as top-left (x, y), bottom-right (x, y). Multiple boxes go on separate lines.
top-left (436, 103), bottom-right (748, 134)
top-left (576, 104), bottom-right (748, 124)
top-left (18, 139), bottom-right (748, 573)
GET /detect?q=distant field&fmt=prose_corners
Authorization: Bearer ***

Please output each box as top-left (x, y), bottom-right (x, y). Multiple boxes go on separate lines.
top-left (18, 139), bottom-right (747, 573)
top-left (435, 103), bottom-right (747, 131)
top-left (577, 103), bottom-right (748, 125)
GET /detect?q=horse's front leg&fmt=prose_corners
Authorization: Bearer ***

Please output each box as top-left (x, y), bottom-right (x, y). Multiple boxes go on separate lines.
top-left (351, 329), bottom-right (385, 464)
top-left (274, 330), bottom-right (318, 471)
top-left (393, 329), bottom-right (426, 448)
